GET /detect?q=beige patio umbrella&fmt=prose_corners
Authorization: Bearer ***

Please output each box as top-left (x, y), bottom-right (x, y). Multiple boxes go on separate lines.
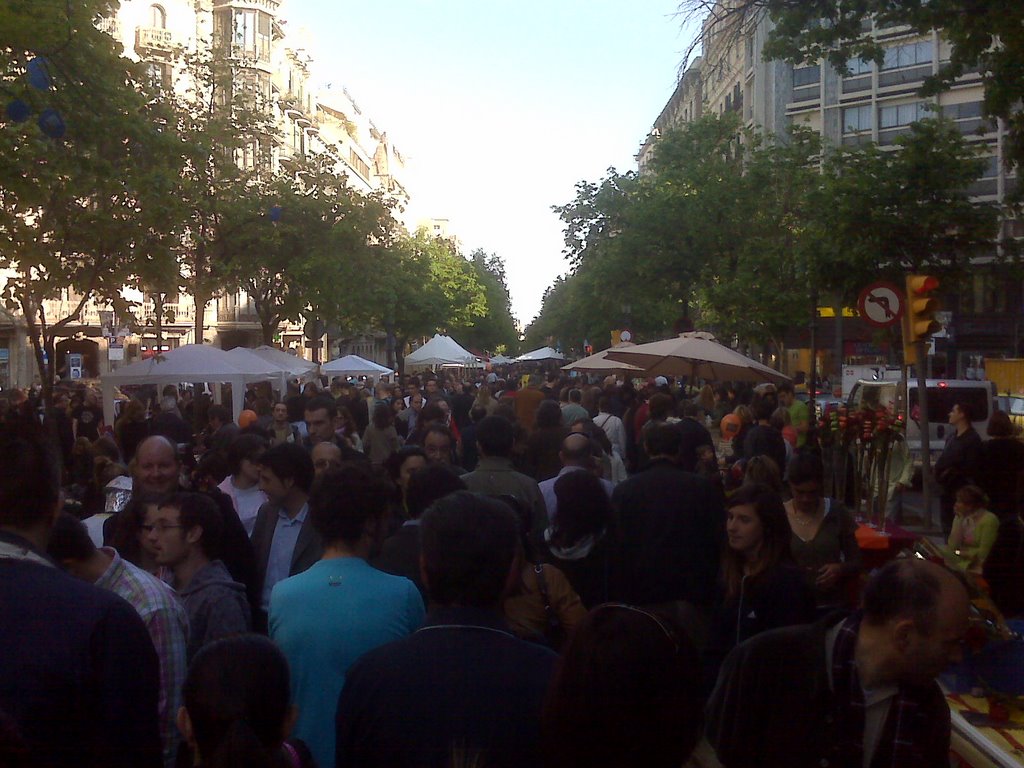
top-left (562, 342), bottom-right (643, 373)
top-left (603, 331), bottom-right (789, 382)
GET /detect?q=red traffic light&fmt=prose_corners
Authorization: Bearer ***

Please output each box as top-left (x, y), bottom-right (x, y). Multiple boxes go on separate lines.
top-left (908, 275), bottom-right (939, 294)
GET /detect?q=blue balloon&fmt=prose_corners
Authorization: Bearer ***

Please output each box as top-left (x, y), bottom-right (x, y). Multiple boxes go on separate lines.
top-left (269, 205), bottom-right (282, 222)
top-left (6, 99), bottom-right (30, 123)
top-left (27, 57), bottom-right (52, 91)
top-left (38, 109), bottom-right (66, 138)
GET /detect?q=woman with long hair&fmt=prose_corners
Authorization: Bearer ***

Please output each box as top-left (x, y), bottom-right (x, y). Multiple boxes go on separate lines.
top-left (525, 400), bottom-right (567, 482)
top-left (537, 469), bottom-right (618, 608)
top-left (362, 403), bottom-right (402, 467)
top-left (473, 383), bottom-right (497, 416)
top-left (335, 405), bottom-right (362, 453)
top-left (785, 453), bottom-right (862, 609)
top-left (178, 634), bottom-right (313, 768)
top-left (706, 483), bottom-right (815, 680)
top-left (542, 604), bottom-right (706, 768)
top-left (944, 484), bottom-right (1000, 574)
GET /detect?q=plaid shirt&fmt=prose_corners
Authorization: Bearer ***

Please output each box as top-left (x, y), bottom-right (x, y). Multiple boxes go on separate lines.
top-left (96, 548), bottom-right (189, 768)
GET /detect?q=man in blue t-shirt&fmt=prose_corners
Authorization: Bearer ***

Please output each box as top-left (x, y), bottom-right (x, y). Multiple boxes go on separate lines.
top-left (270, 464), bottom-right (424, 768)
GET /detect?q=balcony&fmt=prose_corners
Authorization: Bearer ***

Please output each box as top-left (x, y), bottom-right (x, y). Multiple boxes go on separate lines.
top-left (135, 26), bottom-right (176, 54)
top-left (217, 305), bottom-right (260, 325)
top-left (97, 18), bottom-right (120, 38)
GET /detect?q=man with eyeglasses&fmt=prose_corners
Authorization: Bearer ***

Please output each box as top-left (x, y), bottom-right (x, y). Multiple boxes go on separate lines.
top-left (143, 492), bottom-right (251, 661)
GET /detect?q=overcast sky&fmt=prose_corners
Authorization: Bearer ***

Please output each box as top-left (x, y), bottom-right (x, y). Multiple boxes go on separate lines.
top-left (282, 0), bottom-right (696, 325)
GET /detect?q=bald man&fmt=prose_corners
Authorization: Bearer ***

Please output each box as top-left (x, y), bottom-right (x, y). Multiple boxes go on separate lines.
top-left (707, 559), bottom-right (970, 768)
top-left (311, 441), bottom-right (343, 477)
top-left (538, 433), bottom-right (614, 523)
top-left (113, 436), bottom-right (259, 614)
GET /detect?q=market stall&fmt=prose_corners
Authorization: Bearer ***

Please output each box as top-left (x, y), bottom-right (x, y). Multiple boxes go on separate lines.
top-left (100, 344), bottom-right (276, 424)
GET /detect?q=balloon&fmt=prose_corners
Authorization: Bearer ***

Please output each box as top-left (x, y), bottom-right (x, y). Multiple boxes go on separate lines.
top-left (238, 409), bottom-right (258, 429)
top-left (6, 99), bottom-right (30, 123)
top-left (27, 57), bottom-right (52, 90)
top-left (720, 413), bottom-right (741, 440)
top-left (38, 108), bottom-right (65, 138)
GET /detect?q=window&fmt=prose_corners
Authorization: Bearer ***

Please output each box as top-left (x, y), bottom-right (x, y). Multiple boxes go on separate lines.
top-left (878, 101), bottom-right (929, 129)
top-left (882, 41), bottom-right (932, 70)
top-left (981, 155), bottom-right (999, 179)
top-left (843, 105), bottom-right (872, 133)
top-left (145, 62), bottom-right (171, 90)
top-left (349, 149), bottom-right (370, 179)
top-left (213, 10), bottom-right (230, 48)
top-left (793, 65), bottom-right (820, 87)
top-left (149, 4), bottom-right (166, 29)
top-left (942, 101), bottom-right (983, 120)
top-left (229, 10), bottom-right (271, 61)
top-left (846, 57), bottom-right (872, 76)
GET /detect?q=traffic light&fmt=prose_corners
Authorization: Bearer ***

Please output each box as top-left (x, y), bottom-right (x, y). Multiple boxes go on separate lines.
top-left (905, 274), bottom-right (941, 342)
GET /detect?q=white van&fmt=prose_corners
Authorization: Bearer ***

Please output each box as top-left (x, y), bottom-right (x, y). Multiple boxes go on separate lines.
top-left (846, 379), bottom-right (996, 458)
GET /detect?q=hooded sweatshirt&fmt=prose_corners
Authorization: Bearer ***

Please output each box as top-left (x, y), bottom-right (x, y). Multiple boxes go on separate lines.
top-left (178, 559), bottom-right (251, 661)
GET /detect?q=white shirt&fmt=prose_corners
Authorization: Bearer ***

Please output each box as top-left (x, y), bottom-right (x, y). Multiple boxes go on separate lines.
top-left (824, 622), bottom-right (897, 768)
top-left (217, 476), bottom-right (268, 537)
top-left (594, 412), bottom-right (627, 459)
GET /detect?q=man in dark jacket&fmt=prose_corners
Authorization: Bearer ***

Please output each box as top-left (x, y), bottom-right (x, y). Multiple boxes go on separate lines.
top-left (742, 398), bottom-right (787, 476)
top-left (935, 401), bottom-right (983, 534)
top-left (0, 425), bottom-right (162, 767)
top-left (706, 559), bottom-right (969, 768)
top-left (373, 464), bottom-right (466, 602)
top-left (337, 492), bottom-right (556, 768)
top-left (612, 424), bottom-right (724, 614)
top-left (145, 492), bottom-right (250, 661)
top-left (251, 442), bottom-right (322, 630)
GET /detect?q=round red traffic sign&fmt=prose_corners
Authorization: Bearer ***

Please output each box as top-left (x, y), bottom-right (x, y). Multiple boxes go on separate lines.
top-left (857, 282), bottom-right (904, 328)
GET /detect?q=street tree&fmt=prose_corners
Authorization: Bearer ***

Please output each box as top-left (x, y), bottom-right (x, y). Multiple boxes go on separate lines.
top-left (161, 48), bottom-right (279, 344)
top-left (449, 249), bottom-right (519, 354)
top-left (0, 0), bottom-right (180, 407)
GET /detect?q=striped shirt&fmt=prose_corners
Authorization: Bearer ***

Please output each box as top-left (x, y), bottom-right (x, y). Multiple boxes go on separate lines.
top-left (96, 548), bottom-right (189, 768)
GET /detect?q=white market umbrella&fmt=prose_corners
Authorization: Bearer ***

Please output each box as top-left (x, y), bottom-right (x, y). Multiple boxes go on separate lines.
top-left (562, 342), bottom-right (642, 373)
top-left (603, 331), bottom-right (789, 383)
top-left (101, 344), bottom-right (276, 424)
top-left (404, 334), bottom-right (478, 367)
top-left (516, 346), bottom-right (565, 363)
top-left (321, 354), bottom-right (394, 378)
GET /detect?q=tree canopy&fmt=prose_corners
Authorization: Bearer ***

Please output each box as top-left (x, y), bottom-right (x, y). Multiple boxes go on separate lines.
top-left (528, 113), bottom-right (1004, 363)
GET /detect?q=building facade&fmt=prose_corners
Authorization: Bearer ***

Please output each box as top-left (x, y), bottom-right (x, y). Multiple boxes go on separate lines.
top-left (638, 4), bottom-right (1022, 378)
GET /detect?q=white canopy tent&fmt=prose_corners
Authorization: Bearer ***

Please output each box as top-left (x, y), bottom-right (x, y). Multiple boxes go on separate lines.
top-left (100, 344), bottom-right (277, 425)
top-left (404, 334), bottom-right (479, 368)
top-left (250, 345), bottom-right (319, 382)
top-left (488, 354), bottom-right (514, 366)
top-left (516, 346), bottom-right (565, 363)
top-left (321, 354), bottom-right (394, 379)
top-left (225, 348), bottom-right (301, 397)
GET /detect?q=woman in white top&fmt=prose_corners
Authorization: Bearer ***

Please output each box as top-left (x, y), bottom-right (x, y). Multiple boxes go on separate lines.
top-left (593, 395), bottom-right (627, 460)
top-left (216, 434), bottom-right (268, 537)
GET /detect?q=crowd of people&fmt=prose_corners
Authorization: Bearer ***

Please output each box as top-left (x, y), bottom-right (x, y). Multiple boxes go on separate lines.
top-left (0, 367), bottom-right (1013, 768)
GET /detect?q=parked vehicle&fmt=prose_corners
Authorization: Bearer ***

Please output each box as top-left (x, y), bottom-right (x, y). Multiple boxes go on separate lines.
top-left (995, 393), bottom-right (1024, 433)
top-left (847, 378), bottom-right (997, 459)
